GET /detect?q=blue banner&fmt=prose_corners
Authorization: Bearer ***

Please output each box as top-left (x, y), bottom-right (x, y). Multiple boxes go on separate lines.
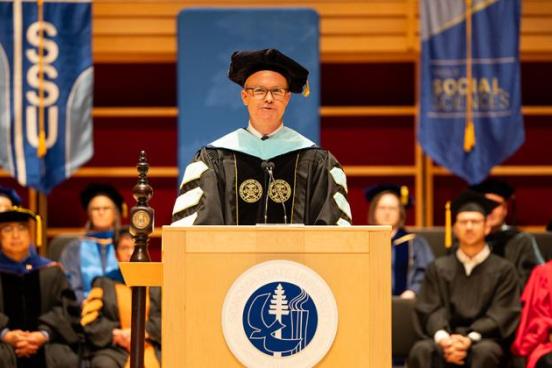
top-left (419, 0), bottom-right (523, 184)
top-left (177, 8), bottom-right (320, 181)
top-left (0, 0), bottom-right (93, 193)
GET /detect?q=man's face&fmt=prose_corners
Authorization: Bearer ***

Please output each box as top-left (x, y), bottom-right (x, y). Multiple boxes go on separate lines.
top-left (454, 211), bottom-right (490, 249)
top-left (116, 235), bottom-right (135, 263)
top-left (373, 193), bottom-right (401, 228)
top-left (0, 221), bottom-right (31, 260)
top-left (0, 196), bottom-right (13, 212)
top-left (241, 70), bottom-right (291, 135)
top-left (484, 193), bottom-right (507, 230)
top-left (88, 195), bottom-right (117, 231)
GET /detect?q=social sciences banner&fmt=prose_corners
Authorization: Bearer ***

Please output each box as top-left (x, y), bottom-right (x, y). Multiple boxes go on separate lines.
top-left (419, 0), bottom-right (523, 184)
top-left (0, 0), bottom-right (93, 193)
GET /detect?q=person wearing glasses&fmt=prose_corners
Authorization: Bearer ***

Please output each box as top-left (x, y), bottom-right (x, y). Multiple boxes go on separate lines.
top-left (408, 191), bottom-right (520, 368)
top-left (0, 208), bottom-right (80, 367)
top-left (59, 183), bottom-right (126, 304)
top-left (172, 49), bottom-right (351, 226)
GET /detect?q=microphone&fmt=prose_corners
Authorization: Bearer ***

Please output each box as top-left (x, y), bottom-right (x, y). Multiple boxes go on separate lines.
top-left (261, 161), bottom-right (287, 224)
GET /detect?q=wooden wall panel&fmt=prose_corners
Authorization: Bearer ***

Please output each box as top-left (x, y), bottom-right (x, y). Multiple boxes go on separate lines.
top-left (92, 0), bottom-right (552, 62)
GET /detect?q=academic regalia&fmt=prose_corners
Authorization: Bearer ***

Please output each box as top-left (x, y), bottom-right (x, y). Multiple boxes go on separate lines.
top-left (172, 127), bottom-right (352, 226)
top-left (83, 272), bottom-right (161, 368)
top-left (408, 253), bottom-right (521, 368)
top-left (392, 229), bottom-right (434, 295)
top-left (59, 231), bottom-right (119, 304)
top-left (512, 261), bottom-right (552, 368)
top-left (0, 255), bottom-right (80, 368)
top-left (486, 225), bottom-right (544, 287)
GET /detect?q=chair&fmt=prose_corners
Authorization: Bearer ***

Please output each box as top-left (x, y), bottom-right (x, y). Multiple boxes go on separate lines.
top-left (392, 297), bottom-right (417, 362)
top-left (531, 232), bottom-right (552, 262)
top-left (47, 234), bottom-right (80, 261)
top-left (409, 227), bottom-right (448, 258)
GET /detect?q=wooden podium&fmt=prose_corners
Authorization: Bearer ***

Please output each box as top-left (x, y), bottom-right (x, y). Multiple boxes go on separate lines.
top-left (121, 225), bottom-right (391, 367)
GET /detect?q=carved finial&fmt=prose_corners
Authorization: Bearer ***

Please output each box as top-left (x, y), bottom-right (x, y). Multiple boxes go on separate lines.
top-left (130, 151), bottom-right (154, 262)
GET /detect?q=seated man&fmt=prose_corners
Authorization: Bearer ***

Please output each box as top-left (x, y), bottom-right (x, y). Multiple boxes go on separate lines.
top-left (470, 178), bottom-right (543, 286)
top-left (408, 191), bottom-right (521, 368)
top-left (172, 48), bottom-right (351, 226)
top-left (0, 208), bottom-right (79, 368)
top-left (81, 227), bottom-right (161, 368)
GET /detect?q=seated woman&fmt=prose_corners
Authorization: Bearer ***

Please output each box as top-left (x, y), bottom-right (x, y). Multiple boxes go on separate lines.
top-left (512, 261), bottom-right (552, 368)
top-left (81, 227), bottom-right (161, 368)
top-left (0, 208), bottom-right (79, 368)
top-left (60, 183), bottom-right (126, 304)
top-left (365, 184), bottom-right (434, 298)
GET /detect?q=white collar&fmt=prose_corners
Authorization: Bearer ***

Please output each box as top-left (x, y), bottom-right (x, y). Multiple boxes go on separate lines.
top-left (456, 245), bottom-right (490, 276)
top-left (247, 121), bottom-right (284, 139)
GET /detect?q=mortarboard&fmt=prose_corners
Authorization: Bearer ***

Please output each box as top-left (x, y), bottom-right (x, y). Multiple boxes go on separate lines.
top-left (364, 183), bottom-right (413, 208)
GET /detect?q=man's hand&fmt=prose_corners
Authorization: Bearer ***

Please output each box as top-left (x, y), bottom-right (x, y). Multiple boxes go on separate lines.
top-left (440, 334), bottom-right (471, 365)
top-left (1, 330), bottom-right (25, 348)
top-left (13, 331), bottom-right (47, 358)
top-left (400, 289), bottom-right (416, 299)
top-left (113, 328), bottom-right (132, 352)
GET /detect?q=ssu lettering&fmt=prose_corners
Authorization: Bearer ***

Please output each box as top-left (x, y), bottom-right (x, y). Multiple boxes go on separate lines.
top-left (25, 21), bottom-right (59, 149)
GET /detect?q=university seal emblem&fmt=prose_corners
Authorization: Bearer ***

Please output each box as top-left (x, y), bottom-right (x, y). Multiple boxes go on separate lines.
top-left (239, 179), bottom-right (263, 203)
top-left (268, 179), bottom-right (291, 203)
top-left (222, 260), bottom-right (338, 368)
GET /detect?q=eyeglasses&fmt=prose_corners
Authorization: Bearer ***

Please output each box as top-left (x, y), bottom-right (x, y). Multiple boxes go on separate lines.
top-left (0, 223), bottom-right (29, 235)
top-left (244, 87), bottom-right (289, 100)
top-left (456, 219), bottom-right (485, 227)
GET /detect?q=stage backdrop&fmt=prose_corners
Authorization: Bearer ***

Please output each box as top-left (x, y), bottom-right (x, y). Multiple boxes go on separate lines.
top-left (177, 8), bottom-right (320, 182)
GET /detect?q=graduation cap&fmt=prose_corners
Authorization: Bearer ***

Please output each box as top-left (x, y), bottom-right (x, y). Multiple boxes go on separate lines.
top-left (0, 207), bottom-right (43, 247)
top-left (228, 48), bottom-right (310, 96)
top-left (0, 186), bottom-right (21, 207)
top-left (469, 179), bottom-right (514, 200)
top-left (451, 190), bottom-right (499, 218)
top-left (364, 184), bottom-right (413, 208)
top-left (444, 191), bottom-right (499, 248)
top-left (80, 183), bottom-right (126, 217)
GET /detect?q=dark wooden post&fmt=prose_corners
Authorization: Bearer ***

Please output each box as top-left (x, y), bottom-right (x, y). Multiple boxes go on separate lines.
top-left (129, 151), bottom-right (154, 368)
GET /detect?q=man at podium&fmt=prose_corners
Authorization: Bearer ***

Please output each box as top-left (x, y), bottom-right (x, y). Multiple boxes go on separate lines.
top-left (172, 48), bottom-right (351, 226)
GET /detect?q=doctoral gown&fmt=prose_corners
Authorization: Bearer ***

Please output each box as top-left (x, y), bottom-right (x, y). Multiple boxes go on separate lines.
top-left (0, 256), bottom-right (80, 368)
top-left (84, 273), bottom-right (161, 368)
top-left (172, 127), bottom-right (352, 226)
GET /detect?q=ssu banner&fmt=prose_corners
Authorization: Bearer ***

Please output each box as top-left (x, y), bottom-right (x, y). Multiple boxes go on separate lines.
top-left (419, 0), bottom-right (524, 184)
top-left (0, 0), bottom-right (93, 193)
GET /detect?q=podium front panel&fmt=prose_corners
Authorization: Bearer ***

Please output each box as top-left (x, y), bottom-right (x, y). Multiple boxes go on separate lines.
top-left (162, 226), bottom-right (391, 367)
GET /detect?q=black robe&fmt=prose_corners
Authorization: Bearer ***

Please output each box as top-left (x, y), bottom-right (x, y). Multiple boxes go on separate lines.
top-left (486, 227), bottom-right (543, 287)
top-left (84, 276), bottom-right (161, 367)
top-left (172, 147), bottom-right (352, 226)
top-left (0, 265), bottom-right (80, 368)
top-left (414, 253), bottom-right (520, 341)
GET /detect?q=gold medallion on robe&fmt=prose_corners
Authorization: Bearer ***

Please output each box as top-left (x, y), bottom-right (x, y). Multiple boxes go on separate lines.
top-left (268, 179), bottom-right (292, 203)
top-left (239, 179), bottom-right (263, 203)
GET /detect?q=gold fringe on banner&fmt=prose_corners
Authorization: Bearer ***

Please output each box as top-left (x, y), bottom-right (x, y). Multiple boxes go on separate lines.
top-left (464, 0), bottom-right (475, 152)
top-left (445, 201), bottom-right (452, 248)
top-left (37, 0), bottom-right (47, 158)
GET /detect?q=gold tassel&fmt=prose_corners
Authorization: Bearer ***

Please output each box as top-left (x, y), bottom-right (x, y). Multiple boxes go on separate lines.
top-left (35, 214), bottom-right (43, 247)
top-left (400, 186), bottom-right (409, 207)
top-left (37, 131), bottom-right (47, 157)
top-left (122, 203), bottom-right (128, 218)
top-left (463, 120), bottom-right (475, 152)
top-left (445, 201), bottom-right (452, 248)
top-left (302, 80), bottom-right (310, 97)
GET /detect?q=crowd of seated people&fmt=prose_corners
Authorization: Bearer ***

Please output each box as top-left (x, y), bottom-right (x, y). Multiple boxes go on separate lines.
top-left (1, 177), bottom-right (552, 367)
top-left (0, 184), bottom-right (161, 368)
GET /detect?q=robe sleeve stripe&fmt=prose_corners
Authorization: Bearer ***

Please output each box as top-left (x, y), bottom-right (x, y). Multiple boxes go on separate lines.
top-left (179, 161), bottom-right (209, 189)
top-left (337, 217), bottom-right (351, 226)
top-left (171, 212), bottom-right (198, 226)
top-left (172, 187), bottom-right (204, 215)
top-left (330, 167), bottom-right (348, 193)
top-left (333, 192), bottom-right (352, 220)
